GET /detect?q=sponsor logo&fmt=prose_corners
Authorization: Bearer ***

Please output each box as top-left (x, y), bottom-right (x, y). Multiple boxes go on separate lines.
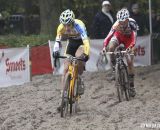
top-left (135, 45), bottom-right (145, 56)
top-left (6, 58), bottom-right (26, 74)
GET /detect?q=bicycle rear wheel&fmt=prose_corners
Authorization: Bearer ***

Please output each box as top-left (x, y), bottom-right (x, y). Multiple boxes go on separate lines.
top-left (60, 74), bottom-right (71, 117)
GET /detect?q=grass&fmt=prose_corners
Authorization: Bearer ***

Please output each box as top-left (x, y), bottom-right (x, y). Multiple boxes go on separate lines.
top-left (0, 34), bottom-right (54, 47)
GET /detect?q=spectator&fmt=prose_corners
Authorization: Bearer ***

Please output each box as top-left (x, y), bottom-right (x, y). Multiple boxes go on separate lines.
top-left (90, 0), bottom-right (114, 39)
top-left (155, 13), bottom-right (160, 33)
top-left (147, 10), bottom-right (160, 33)
top-left (130, 3), bottom-right (148, 36)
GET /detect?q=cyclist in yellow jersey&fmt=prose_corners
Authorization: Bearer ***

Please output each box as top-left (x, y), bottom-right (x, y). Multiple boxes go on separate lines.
top-left (52, 9), bottom-right (90, 111)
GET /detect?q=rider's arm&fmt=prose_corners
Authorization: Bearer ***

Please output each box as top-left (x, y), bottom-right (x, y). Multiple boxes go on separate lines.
top-left (74, 21), bottom-right (90, 56)
top-left (103, 28), bottom-right (115, 48)
top-left (129, 31), bottom-right (137, 48)
top-left (129, 18), bottom-right (138, 48)
top-left (103, 21), bottom-right (118, 48)
top-left (82, 39), bottom-right (90, 56)
top-left (54, 24), bottom-right (65, 52)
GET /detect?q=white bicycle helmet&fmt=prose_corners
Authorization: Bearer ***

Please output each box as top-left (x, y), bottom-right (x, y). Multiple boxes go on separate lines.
top-left (117, 8), bottom-right (130, 22)
top-left (59, 9), bottom-right (75, 25)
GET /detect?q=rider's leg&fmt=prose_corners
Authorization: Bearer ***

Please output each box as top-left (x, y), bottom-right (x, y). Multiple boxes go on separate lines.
top-left (61, 59), bottom-right (70, 90)
top-left (108, 37), bottom-right (119, 80)
top-left (75, 45), bottom-right (85, 95)
top-left (57, 59), bottom-right (70, 112)
top-left (108, 36), bottom-right (119, 70)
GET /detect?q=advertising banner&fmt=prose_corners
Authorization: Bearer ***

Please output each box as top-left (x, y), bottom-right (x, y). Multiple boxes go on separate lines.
top-left (0, 47), bottom-right (30, 87)
top-left (49, 35), bottom-right (151, 73)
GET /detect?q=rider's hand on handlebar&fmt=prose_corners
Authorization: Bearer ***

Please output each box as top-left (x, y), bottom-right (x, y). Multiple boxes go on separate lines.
top-left (126, 46), bottom-right (133, 53)
top-left (126, 48), bottom-right (131, 53)
top-left (52, 51), bottom-right (60, 58)
top-left (102, 47), bottom-right (107, 53)
top-left (126, 46), bottom-right (136, 55)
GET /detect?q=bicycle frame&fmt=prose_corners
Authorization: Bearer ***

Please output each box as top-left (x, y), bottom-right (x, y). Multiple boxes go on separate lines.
top-left (68, 60), bottom-right (79, 100)
top-left (56, 55), bottom-right (83, 117)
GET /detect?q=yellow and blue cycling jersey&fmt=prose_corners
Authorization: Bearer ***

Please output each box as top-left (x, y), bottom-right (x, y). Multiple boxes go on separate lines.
top-left (55, 19), bottom-right (90, 56)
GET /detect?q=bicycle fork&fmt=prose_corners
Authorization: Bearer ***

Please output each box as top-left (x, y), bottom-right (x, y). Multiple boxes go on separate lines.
top-left (68, 64), bottom-right (79, 103)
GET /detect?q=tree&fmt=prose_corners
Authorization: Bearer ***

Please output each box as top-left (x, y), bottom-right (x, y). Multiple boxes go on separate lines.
top-left (39, 0), bottom-right (61, 35)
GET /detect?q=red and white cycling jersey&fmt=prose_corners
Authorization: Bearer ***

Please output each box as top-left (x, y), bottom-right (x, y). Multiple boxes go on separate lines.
top-left (103, 18), bottom-right (138, 48)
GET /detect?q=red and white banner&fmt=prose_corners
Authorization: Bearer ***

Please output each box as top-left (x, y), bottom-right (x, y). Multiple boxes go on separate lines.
top-left (0, 47), bottom-right (30, 87)
top-left (134, 35), bottom-right (151, 66)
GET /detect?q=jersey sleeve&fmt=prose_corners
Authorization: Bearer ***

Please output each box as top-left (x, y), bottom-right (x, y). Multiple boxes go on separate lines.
top-left (103, 27), bottom-right (115, 47)
top-left (103, 21), bottom-right (119, 47)
top-left (129, 18), bottom-right (139, 32)
top-left (129, 18), bottom-right (138, 47)
top-left (75, 21), bottom-right (90, 55)
top-left (55, 24), bottom-right (65, 42)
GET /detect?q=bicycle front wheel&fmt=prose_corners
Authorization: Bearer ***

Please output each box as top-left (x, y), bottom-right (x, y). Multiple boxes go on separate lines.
top-left (122, 65), bottom-right (130, 101)
top-left (60, 73), bottom-right (71, 117)
top-left (115, 64), bottom-right (129, 102)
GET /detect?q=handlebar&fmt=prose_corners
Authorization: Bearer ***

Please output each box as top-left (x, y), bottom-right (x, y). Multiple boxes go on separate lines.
top-left (106, 51), bottom-right (134, 56)
top-left (106, 51), bottom-right (127, 55)
top-left (54, 55), bottom-right (84, 67)
top-left (58, 55), bottom-right (84, 61)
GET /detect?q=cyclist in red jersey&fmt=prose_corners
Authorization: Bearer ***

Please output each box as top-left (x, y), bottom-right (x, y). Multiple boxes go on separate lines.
top-left (103, 8), bottom-right (139, 97)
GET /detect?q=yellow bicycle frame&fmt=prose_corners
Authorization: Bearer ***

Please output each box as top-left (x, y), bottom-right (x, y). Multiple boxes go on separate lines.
top-left (67, 60), bottom-right (79, 99)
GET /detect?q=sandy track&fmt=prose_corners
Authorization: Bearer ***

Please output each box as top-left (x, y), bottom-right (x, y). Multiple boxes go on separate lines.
top-left (0, 65), bottom-right (160, 130)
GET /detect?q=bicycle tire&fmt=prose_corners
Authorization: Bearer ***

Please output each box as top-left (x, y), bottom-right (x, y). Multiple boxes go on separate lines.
top-left (122, 65), bottom-right (130, 101)
top-left (69, 77), bottom-right (80, 115)
top-left (115, 64), bottom-right (126, 102)
top-left (115, 64), bottom-right (122, 102)
top-left (69, 76), bottom-right (75, 115)
top-left (115, 63), bottom-right (130, 102)
top-left (69, 86), bottom-right (73, 115)
top-left (60, 74), bottom-right (71, 117)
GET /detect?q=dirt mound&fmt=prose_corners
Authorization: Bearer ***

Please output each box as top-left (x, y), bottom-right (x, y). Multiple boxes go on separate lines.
top-left (0, 64), bottom-right (160, 130)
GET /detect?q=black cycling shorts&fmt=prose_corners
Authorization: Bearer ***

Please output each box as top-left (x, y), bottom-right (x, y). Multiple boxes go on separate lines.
top-left (66, 38), bottom-right (83, 56)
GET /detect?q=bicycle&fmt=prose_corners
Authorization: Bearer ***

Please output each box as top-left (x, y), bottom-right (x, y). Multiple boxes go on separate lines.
top-left (106, 46), bottom-right (134, 102)
top-left (55, 55), bottom-right (84, 117)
